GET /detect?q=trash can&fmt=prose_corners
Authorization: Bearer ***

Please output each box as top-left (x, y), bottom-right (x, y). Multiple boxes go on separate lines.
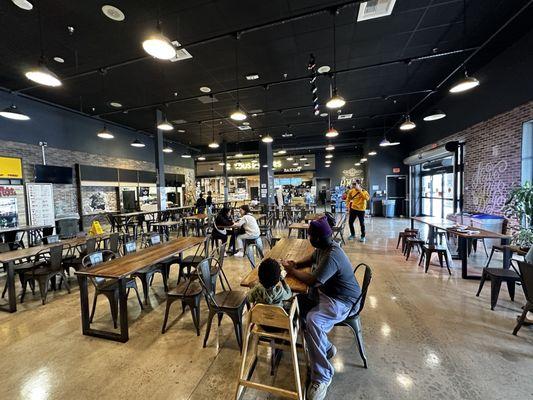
top-left (382, 199), bottom-right (396, 218)
top-left (471, 214), bottom-right (505, 249)
top-left (371, 199), bottom-right (383, 217)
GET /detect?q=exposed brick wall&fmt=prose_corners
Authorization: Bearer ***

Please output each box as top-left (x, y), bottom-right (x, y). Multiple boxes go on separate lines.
top-left (413, 101), bottom-right (533, 215)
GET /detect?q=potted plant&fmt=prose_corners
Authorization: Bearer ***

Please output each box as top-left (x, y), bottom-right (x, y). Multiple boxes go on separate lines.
top-left (503, 181), bottom-right (533, 254)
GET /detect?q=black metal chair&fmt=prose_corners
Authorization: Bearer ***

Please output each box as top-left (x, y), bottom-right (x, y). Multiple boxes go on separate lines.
top-left (21, 244), bottom-right (70, 305)
top-left (419, 244), bottom-right (452, 275)
top-left (332, 213), bottom-right (347, 246)
top-left (82, 250), bottom-right (143, 328)
top-left (476, 262), bottom-right (521, 310)
top-left (177, 235), bottom-right (210, 283)
top-left (513, 260), bottom-right (533, 335)
top-left (106, 232), bottom-right (120, 254)
top-left (63, 237), bottom-right (97, 275)
top-left (334, 263), bottom-right (373, 368)
top-left (197, 257), bottom-right (249, 350)
top-left (131, 234), bottom-right (169, 305)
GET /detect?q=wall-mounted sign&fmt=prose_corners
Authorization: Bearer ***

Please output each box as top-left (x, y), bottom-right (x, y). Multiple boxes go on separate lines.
top-left (392, 167), bottom-right (401, 173)
top-left (0, 156), bottom-right (23, 179)
top-left (0, 186), bottom-right (17, 197)
top-left (283, 167), bottom-right (302, 173)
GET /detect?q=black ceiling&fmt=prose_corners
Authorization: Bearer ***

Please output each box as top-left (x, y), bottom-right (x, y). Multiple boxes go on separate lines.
top-left (1, 0), bottom-right (532, 150)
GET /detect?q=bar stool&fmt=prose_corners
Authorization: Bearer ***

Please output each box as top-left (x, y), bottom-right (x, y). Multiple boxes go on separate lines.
top-left (419, 244), bottom-right (452, 275)
top-left (404, 237), bottom-right (425, 261)
top-left (475, 266), bottom-right (521, 310)
top-left (396, 229), bottom-right (419, 253)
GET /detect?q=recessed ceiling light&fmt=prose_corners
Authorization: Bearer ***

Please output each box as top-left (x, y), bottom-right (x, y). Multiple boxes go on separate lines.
top-left (317, 65), bottom-right (331, 74)
top-left (131, 139), bottom-right (145, 148)
top-left (246, 74), bottom-right (259, 80)
top-left (162, 146), bottom-right (173, 153)
top-left (102, 5), bottom-right (125, 21)
top-left (53, 56), bottom-right (64, 63)
top-left (11, 0), bottom-right (33, 11)
top-left (200, 86), bottom-right (211, 93)
top-left (109, 101), bottom-right (122, 108)
top-left (238, 125), bottom-right (251, 131)
top-left (338, 113), bottom-right (353, 120)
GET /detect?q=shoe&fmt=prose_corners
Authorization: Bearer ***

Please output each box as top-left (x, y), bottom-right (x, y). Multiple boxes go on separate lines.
top-left (234, 251), bottom-right (244, 257)
top-left (359, 237), bottom-right (366, 243)
top-left (348, 235), bottom-right (355, 241)
top-left (326, 344), bottom-right (337, 359)
top-left (307, 381), bottom-right (330, 400)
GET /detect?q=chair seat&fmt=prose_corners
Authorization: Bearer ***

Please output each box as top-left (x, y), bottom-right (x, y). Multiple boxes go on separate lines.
top-left (406, 237), bottom-right (424, 243)
top-left (168, 280), bottom-right (202, 297)
top-left (423, 245), bottom-right (447, 252)
top-left (133, 264), bottom-right (164, 275)
top-left (213, 290), bottom-right (248, 308)
top-left (23, 267), bottom-right (53, 276)
top-left (98, 277), bottom-right (137, 291)
top-left (181, 255), bottom-right (203, 265)
top-left (484, 268), bottom-right (521, 279)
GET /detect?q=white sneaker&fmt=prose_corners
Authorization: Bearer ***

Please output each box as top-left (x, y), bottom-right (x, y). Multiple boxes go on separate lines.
top-left (307, 381), bottom-right (330, 400)
top-left (234, 251), bottom-right (244, 257)
top-left (359, 237), bottom-right (366, 243)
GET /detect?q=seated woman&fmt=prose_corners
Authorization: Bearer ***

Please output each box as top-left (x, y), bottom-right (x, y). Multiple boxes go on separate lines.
top-left (212, 207), bottom-right (233, 245)
top-left (233, 205), bottom-right (260, 257)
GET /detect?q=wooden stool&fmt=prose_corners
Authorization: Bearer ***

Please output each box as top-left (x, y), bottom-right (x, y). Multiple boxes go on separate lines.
top-left (404, 237), bottom-right (425, 261)
top-left (475, 267), bottom-right (521, 310)
top-left (235, 301), bottom-right (306, 400)
top-left (419, 244), bottom-right (452, 275)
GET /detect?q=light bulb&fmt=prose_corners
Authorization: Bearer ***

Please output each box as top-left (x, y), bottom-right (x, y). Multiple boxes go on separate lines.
top-left (142, 33), bottom-right (175, 60)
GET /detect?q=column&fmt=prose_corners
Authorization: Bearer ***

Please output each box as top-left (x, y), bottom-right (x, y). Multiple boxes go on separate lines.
top-left (155, 109), bottom-right (166, 211)
top-left (259, 141), bottom-right (274, 205)
top-left (222, 140), bottom-right (229, 203)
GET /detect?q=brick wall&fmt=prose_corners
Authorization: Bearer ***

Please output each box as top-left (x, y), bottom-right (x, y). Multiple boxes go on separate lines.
top-left (413, 101), bottom-right (533, 215)
top-left (0, 140), bottom-right (195, 226)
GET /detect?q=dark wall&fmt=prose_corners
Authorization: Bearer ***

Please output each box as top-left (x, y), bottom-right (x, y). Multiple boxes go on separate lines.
top-left (405, 28), bottom-right (533, 152)
top-left (366, 146), bottom-right (409, 196)
top-left (314, 150), bottom-right (364, 188)
top-left (0, 90), bottom-right (193, 169)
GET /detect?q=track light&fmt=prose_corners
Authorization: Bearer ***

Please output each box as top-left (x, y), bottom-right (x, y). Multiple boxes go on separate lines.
top-left (0, 105), bottom-right (30, 121)
top-left (131, 139), bottom-right (145, 148)
top-left (25, 63), bottom-right (62, 87)
top-left (97, 126), bottom-right (114, 139)
top-left (142, 31), bottom-right (175, 60)
top-left (449, 71), bottom-right (480, 93)
top-left (326, 89), bottom-right (345, 109)
top-left (261, 135), bottom-right (273, 143)
top-left (423, 109), bottom-right (446, 121)
top-left (157, 119), bottom-right (174, 131)
top-left (399, 115), bottom-right (416, 131)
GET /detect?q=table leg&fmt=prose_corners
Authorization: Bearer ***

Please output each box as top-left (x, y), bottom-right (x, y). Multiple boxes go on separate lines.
top-left (288, 228), bottom-right (293, 238)
top-left (410, 219), bottom-right (414, 230)
top-left (458, 237), bottom-right (481, 279)
top-left (428, 226), bottom-right (436, 245)
top-left (182, 222), bottom-right (187, 237)
top-left (502, 238), bottom-right (511, 269)
top-left (77, 275), bottom-right (91, 334)
top-left (118, 278), bottom-right (129, 342)
top-left (0, 262), bottom-right (18, 313)
top-left (196, 220), bottom-right (201, 236)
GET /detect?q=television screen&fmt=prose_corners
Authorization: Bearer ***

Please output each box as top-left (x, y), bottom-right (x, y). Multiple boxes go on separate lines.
top-left (34, 165), bottom-right (73, 184)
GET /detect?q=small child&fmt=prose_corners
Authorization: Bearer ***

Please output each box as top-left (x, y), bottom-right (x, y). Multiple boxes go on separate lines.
top-left (247, 258), bottom-right (292, 307)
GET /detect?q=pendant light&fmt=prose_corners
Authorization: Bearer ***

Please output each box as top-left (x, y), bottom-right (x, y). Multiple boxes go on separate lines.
top-left (162, 146), bottom-right (173, 153)
top-left (230, 34), bottom-right (247, 121)
top-left (423, 109), bottom-right (446, 121)
top-left (368, 151), bottom-right (377, 156)
top-left (326, 10), bottom-right (345, 110)
top-left (157, 109), bottom-right (174, 131)
top-left (25, 2), bottom-right (62, 87)
top-left (449, 71), bottom-right (479, 93)
top-left (325, 113), bottom-right (339, 137)
top-left (277, 149), bottom-right (287, 155)
top-left (142, 20), bottom-right (175, 60)
top-left (399, 115), bottom-right (416, 131)
top-left (261, 135), bottom-right (273, 143)
top-left (97, 125), bottom-right (114, 139)
top-left (379, 137), bottom-right (391, 147)
top-left (131, 139), bottom-right (145, 147)
top-left (325, 144), bottom-right (335, 151)
top-left (208, 95), bottom-right (219, 148)
top-left (0, 105), bottom-right (30, 121)
top-left (181, 153), bottom-right (191, 158)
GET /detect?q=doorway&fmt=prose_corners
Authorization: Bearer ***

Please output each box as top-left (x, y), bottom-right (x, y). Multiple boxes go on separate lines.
top-left (386, 175), bottom-right (407, 216)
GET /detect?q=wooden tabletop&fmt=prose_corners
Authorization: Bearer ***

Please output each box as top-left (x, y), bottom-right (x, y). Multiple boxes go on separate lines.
top-left (447, 226), bottom-right (512, 240)
top-left (0, 225), bottom-right (53, 234)
top-left (183, 214), bottom-right (208, 221)
top-left (150, 220), bottom-right (181, 227)
top-left (304, 213), bottom-right (324, 221)
top-left (240, 238), bottom-right (314, 293)
top-left (75, 236), bottom-right (204, 279)
top-left (411, 216), bottom-right (456, 230)
top-left (288, 223), bottom-right (310, 230)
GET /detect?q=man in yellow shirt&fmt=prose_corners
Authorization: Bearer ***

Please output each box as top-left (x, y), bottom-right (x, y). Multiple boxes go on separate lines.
top-left (345, 180), bottom-right (370, 242)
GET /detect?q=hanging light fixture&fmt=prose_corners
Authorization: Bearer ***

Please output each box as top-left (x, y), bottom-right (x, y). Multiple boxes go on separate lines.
top-left (0, 105), bottom-right (30, 121)
top-left (24, 3), bottom-right (62, 87)
top-left (230, 34), bottom-right (247, 121)
top-left (235, 152), bottom-right (244, 158)
top-left (326, 10), bottom-right (345, 110)
top-left (399, 115), bottom-right (416, 131)
top-left (230, 108), bottom-right (247, 121)
top-left (388, 141), bottom-right (400, 146)
top-left (162, 146), bottom-right (173, 153)
top-left (142, 20), bottom-right (176, 60)
top-left (449, 71), bottom-right (480, 93)
top-left (325, 144), bottom-right (335, 151)
top-left (261, 135), bottom-right (273, 143)
top-left (368, 151), bottom-right (377, 156)
top-left (325, 126), bottom-right (339, 138)
top-left (379, 137), bottom-right (391, 147)
top-left (277, 149), bottom-right (287, 155)
top-left (208, 95), bottom-right (219, 148)
top-left (197, 156), bottom-right (206, 161)
top-left (423, 109), bottom-right (446, 121)
top-left (157, 118), bottom-right (174, 131)
top-left (97, 125), bottom-right (114, 139)
top-left (360, 158), bottom-right (367, 163)
top-left (325, 154), bottom-right (333, 159)
top-left (181, 153), bottom-right (191, 158)
top-left (131, 139), bottom-right (145, 147)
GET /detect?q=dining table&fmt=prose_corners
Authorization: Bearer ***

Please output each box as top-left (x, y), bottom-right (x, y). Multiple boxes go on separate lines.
top-left (74, 236), bottom-right (205, 342)
top-left (288, 223), bottom-right (310, 239)
top-left (0, 224), bottom-right (54, 248)
top-left (240, 238), bottom-right (314, 293)
top-left (182, 214), bottom-right (208, 236)
top-left (150, 220), bottom-right (181, 240)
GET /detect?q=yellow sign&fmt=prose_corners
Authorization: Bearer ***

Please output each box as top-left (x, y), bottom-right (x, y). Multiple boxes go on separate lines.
top-left (89, 221), bottom-right (104, 235)
top-left (0, 156), bottom-right (23, 179)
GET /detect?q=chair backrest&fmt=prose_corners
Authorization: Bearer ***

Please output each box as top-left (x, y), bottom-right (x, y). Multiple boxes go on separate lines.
top-left (123, 240), bottom-right (137, 255)
top-left (43, 235), bottom-right (60, 244)
top-left (249, 303), bottom-right (291, 330)
top-left (48, 244), bottom-right (64, 272)
top-left (107, 232), bottom-right (120, 253)
top-left (196, 257), bottom-right (220, 304)
top-left (81, 250), bottom-right (117, 286)
top-left (42, 226), bottom-right (54, 237)
top-left (148, 234), bottom-right (162, 246)
top-left (0, 242), bottom-right (10, 253)
top-left (352, 263), bottom-right (372, 316)
top-left (517, 261), bottom-right (533, 303)
top-left (216, 241), bottom-right (227, 270)
top-left (86, 237), bottom-right (97, 254)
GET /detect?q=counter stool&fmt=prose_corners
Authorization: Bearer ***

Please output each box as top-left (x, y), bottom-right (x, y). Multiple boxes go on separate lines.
top-left (404, 237), bottom-right (425, 261)
top-left (396, 229), bottom-right (418, 253)
top-left (419, 244), bottom-right (451, 275)
top-left (475, 267), bottom-right (521, 310)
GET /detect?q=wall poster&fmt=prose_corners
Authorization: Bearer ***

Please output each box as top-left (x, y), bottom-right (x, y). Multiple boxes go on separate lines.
top-left (26, 183), bottom-right (55, 227)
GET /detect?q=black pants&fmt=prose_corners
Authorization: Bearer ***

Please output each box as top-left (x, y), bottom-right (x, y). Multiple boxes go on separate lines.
top-left (349, 209), bottom-right (366, 237)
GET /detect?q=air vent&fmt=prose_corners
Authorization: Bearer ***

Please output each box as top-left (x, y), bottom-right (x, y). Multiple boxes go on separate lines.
top-left (197, 95), bottom-right (218, 104)
top-left (357, 0), bottom-right (396, 21)
top-left (170, 41), bottom-right (193, 62)
top-left (338, 113), bottom-right (353, 120)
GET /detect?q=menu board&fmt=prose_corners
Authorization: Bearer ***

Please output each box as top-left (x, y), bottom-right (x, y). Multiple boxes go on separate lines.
top-left (26, 183), bottom-right (55, 226)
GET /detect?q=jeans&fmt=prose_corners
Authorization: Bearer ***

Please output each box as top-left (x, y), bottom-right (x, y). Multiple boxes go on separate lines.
top-left (236, 233), bottom-right (259, 251)
top-left (349, 209), bottom-right (365, 237)
top-left (299, 291), bottom-right (353, 384)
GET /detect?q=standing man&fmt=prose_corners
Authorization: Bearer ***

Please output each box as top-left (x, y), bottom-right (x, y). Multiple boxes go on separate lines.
top-left (346, 179), bottom-right (370, 242)
top-left (282, 217), bottom-right (361, 400)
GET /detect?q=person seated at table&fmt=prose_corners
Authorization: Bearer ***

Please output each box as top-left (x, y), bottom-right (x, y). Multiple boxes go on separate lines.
top-left (247, 258), bottom-right (292, 307)
top-left (282, 216), bottom-right (361, 400)
top-left (196, 193), bottom-right (206, 214)
top-left (233, 205), bottom-right (260, 257)
top-left (212, 207), bottom-right (233, 245)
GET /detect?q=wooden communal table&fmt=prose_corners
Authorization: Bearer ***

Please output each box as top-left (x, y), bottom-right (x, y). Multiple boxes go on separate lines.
top-left (150, 220), bottom-right (181, 240)
top-left (75, 236), bottom-right (205, 342)
top-left (303, 213), bottom-right (325, 222)
top-left (0, 233), bottom-right (114, 313)
top-left (0, 224), bottom-right (53, 248)
top-left (182, 213), bottom-right (208, 236)
top-left (410, 216), bottom-right (456, 244)
top-left (446, 226), bottom-right (512, 279)
top-left (240, 238), bottom-right (314, 293)
top-left (288, 223), bottom-right (310, 239)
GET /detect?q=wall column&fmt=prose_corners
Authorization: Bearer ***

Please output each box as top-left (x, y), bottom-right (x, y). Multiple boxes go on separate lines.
top-left (155, 109), bottom-right (166, 211)
top-left (259, 141), bottom-right (274, 204)
top-left (222, 140), bottom-right (229, 203)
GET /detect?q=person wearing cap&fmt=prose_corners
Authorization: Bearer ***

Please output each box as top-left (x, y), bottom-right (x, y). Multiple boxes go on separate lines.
top-left (247, 258), bottom-right (292, 307)
top-left (282, 216), bottom-right (361, 400)
top-left (346, 179), bottom-right (370, 242)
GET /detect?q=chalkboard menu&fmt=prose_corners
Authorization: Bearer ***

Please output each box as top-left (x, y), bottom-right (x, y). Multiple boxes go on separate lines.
top-left (26, 183), bottom-right (55, 227)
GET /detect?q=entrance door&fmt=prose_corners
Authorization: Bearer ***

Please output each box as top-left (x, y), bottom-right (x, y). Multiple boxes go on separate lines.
top-left (386, 175), bottom-right (407, 216)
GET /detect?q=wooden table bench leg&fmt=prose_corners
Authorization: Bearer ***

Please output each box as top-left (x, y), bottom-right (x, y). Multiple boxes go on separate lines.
top-left (77, 275), bottom-right (91, 334)
top-left (118, 278), bottom-right (129, 342)
top-left (4, 262), bottom-right (17, 313)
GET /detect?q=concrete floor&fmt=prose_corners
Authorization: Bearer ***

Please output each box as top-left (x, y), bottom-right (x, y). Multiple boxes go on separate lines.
top-left (0, 217), bottom-right (532, 400)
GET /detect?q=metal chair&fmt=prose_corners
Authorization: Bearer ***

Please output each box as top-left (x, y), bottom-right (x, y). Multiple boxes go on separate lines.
top-left (513, 260), bottom-right (533, 335)
top-left (177, 235), bottom-right (210, 283)
top-left (106, 232), bottom-right (120, 254)
top-left (332, 213), bottom-right (347, 246)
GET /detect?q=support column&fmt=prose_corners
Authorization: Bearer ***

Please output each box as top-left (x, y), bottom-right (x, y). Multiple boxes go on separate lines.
top-left (259, 141), bottom-right (274, 205)
top-left (155, 109), bottom-right (166, 211)
top-left (222, 140), bottom-right (229, 203)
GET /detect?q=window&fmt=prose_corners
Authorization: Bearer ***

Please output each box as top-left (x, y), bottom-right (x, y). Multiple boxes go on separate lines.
top-left (522, 121), bottom-right (533, 184)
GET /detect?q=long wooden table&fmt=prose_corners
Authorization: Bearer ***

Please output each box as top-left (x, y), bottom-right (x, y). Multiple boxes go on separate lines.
top-left (0, 224), bottom-right (53, 248)
top-left (288, 223), bottom-right (310, 239)
top-left (240, 238), bottom-right (314, 294)
top-left (182, 214), bottom-right (208, 236)
top-left (74, 236), bottom-right (205, 342)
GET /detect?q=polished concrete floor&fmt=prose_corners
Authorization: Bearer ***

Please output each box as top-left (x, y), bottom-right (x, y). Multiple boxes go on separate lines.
top-left (1, 217), bottom-right (532, 400)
